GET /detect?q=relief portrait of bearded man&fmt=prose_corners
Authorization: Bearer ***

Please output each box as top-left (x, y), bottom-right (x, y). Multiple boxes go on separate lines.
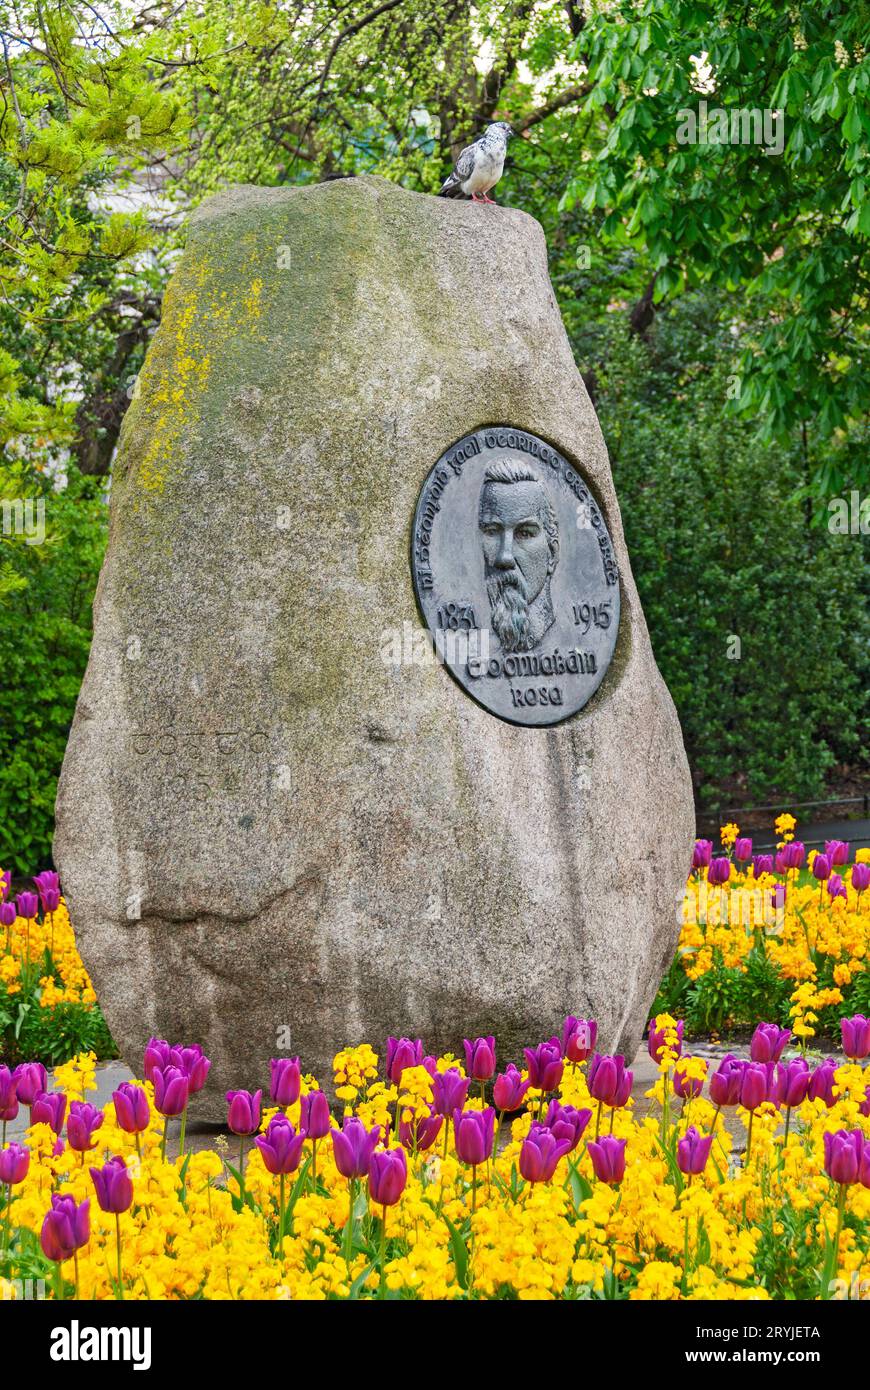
top-left (477, 460), bottom-right (559, 653)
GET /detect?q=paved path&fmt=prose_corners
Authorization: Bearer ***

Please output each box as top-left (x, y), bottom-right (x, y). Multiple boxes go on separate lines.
top-left (697, 818), bottom-right (870, 853)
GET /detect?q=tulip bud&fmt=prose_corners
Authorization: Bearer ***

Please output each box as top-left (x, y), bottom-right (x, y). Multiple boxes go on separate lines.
top-left (677, 1125), bottom-right (713, 1176)
top-left (523, 1039), bottom-right (564, 1094)
top-left (492, 1065), bottom-right (528, 1113)
top-left (226, 1089), bottom-right (262, 1136)
top-left (841, 1015), bottom-right (870, 1062)
top-left (562, 1016), bottom-right (597, 1063)
top-left (330, 1116), bottom-right (381, 1179)
top-left (0, 1142), bottom-right (29, 1185)
top-left (463, 1036), bottom-right (496, 1082)
top-left (299, 1090), bottom-right (331, 1139)
top-left (270, 1057), bottom-right (301, 1107)
top-left (255, 1115), bottom-right (306, 1175)
top-left (452, 1108), bottom-right (495, 1166)
top-left (112, 1083), bottom-right (150, 1134)
top-left (519, 1124), bottom-right (572, 1182)
top-left (90, 1156), bottom-right (134, 1214)
top-left (587, 1135), bottom-right (626, 1185)
top-left (369, 1146), bottom-right (407, 1206)
top-left (40, 1194), bottom-right (90, 1262)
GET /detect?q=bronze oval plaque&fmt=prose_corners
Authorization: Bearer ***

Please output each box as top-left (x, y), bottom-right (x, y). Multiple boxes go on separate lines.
top-left (411, 426), bottom-right (620, 727)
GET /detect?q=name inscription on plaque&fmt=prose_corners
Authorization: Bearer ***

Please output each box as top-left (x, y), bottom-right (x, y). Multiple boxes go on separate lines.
top-left (411, 426), bottom-right (620, 727)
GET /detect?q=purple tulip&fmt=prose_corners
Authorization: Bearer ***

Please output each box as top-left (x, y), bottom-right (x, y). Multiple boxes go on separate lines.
top-left (523, 1039), bottom-right (564, 1094)
top-left (808, 1059), bottom-right (838, 1107)
top-left (825, 840), bottom-right (849, 866)
top-left (782, 841), bottom-right (806, 870)
top-left (543, 1100), bottom-right (591, 1151)
top-left (492, 1065), bottom-right (529, 1113)
top-left (112, 1083), bottom-right (150, 1134)
top-left (841, 1015), bottom-right (870, 1062)
top-left (562, 1016), bottom-right (598, 1063)
top-left (775, 849), bottom-right (788, 874)
top-left (41, 888), bottom-right (61, 914)
top-left (588, 1053), bottom-right (631, 1107)
top-left (13, 1061), bottom-right (46, 1106)
top-left (673, 1059), bottom-right (705, 1100)
top-left (648, 1018), bottom-right (684, 1063)
top-left (709, 1056), bottom-right (744, 1107)
top-left (708, 857), bottom-right (731, 886)
top-left (299, 1090), bottom-right (331, 1140)
top-left (67, 1101), bottom-right (104, 1154)
top-left (432, 1068), bottom-right (470, 1118)
top-left (453, 1107), bottom-right (495, 1166)
top-left (31, 1090), bottom-right (66, 1135)
top-left (811, 853), bottom-right (831, 882)
top-left (270, 1057), bottom-right (301, 1107)
top-left (369, 1146), bottom-right (408, 1206)
top-left (172, 1045), bottom-right (211, 1094)
top-left (587, 1135), bottom-right (627, 1185)
top-left (153, 1066), bottom-right (190, 1118)
top-left (255, 1115), bottom-right (306, 1175)
top-left (775, 1057), bottom-right (810, 1108)
top-left (143, 1038), bottom-right (174, 1082)
top-left (15, 891), bottom-right (38, 920)
top-left (330, 1116), bottom-right (381, 1179)
top-left (226, 1089), bottom-right (262, 1136)
top-left (33, 870), bottom-right (59, 902)
top-left (385, 1037), bottom-right (424, 1084)
top-left (677, 1126), bottom-right (713, 1176)
top-left (422, 1061), bottom-right (464, 1117)
top-left (692, 839), bottom-right (712, 870)
top-left (824, 1129), bottom-right (865, 1186)
top-left (860, 1086), bottom-right (870, 1120)
top-left (0, 1143), bottom-right (29, 1185)
top-left (90, 1156), bottom-right (133, 1214)
top-left (0, 902), bottom-right (15, 930)
top-left (520, 1124), bottom-right (573, 1183)
top-left (463, 1036), bottom-right (496, 1082)
top-left (734, 837), bottom-right (752, 863)
top-left (752, 854), bottom-right (774, 877)
top-left (828, 874), bottom-right (847, 901)
top-left (738, 1063), bottom-right (774, 1112)
top-left (0, 1066), bottom-right (18, 1122)
top-left (750, 1023), bottom-right (791, 1064)
top-left (852, 863), bottom-right (870, 895)
top-left (399, 1110), bottom-right (443, 1153)
top-left (40, 1194), bottom-right (90, 1262)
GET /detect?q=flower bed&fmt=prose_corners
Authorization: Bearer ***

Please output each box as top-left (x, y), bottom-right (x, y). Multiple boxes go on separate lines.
top-left (0, 872), bottom-right (113, 1067)
top-left (656, 817), bottom-right (870, 1037)
top-left (1, 1016), bottom-right (869, 1300)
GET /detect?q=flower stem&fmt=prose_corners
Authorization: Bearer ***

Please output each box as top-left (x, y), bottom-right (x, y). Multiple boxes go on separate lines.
top-left (378, 1203), bottom-right (387, 1300)
top-left (115, 1213), bottom-right (124, 1300)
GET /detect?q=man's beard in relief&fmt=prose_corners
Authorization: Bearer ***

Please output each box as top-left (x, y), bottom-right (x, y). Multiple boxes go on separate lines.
top-left (486, 569), bottom-right (533, 653)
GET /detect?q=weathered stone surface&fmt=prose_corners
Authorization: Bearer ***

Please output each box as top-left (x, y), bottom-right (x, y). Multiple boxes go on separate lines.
top-left (55, 175), bottom-right (694, 1117)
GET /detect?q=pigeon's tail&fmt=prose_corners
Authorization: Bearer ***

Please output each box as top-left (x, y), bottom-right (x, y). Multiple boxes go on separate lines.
top-left (437, 178), bottom-right (465, 198)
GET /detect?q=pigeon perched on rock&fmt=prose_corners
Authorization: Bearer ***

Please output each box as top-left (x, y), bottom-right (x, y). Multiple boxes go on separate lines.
top-left (438, 122), bottom-right (515, 204)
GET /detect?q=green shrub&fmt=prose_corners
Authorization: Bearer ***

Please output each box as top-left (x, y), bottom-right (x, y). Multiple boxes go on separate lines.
top-left (577, 294), bottom-right (869, 803)
top-left (0, 472), bottom-right (106, 871)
